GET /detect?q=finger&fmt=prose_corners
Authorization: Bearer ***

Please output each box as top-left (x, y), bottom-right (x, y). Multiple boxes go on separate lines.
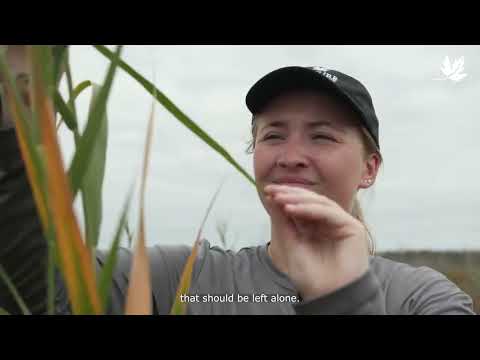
top-left (289, 213), bottom-right (313, 239)
top-left (283, 202), bottom-right (348, 228)
top-left (269, 189), bottom-right (340, 213)
top-left (265, 194), bottom-right (303, 240)
top-left (265, 184), bottom-right (330, 201)
top-left (271, 191), bottom-right (332, 207)
top-left (266, 193), bottom-right (291, 221)
top-left (265, 184), bottom-right (315, 195)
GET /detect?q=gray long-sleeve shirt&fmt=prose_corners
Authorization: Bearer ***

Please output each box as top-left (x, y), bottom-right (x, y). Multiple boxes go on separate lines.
top-left (0, 126), bottom-right (475, 315)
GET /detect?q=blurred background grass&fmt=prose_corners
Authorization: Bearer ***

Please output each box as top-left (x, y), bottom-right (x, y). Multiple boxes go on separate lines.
top-left (379, 251), bottom-right (480, 314)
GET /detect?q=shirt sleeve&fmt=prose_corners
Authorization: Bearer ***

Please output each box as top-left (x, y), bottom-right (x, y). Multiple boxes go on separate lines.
top-left (293, 269), bottom-right (387, 315)
top-left (0, 127), bottom-right (51, 314)
top-left (293, 261), bottom-right (475, 315)
top-left (395, 266), bottom-right (475, 315)
top-left (95, 244), bottom-right (192, 315)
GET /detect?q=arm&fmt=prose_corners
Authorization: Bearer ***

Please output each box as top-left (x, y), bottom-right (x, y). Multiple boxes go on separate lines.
top-left (292, 261), bottom-right (475, 315)
top-left (95, 244), bottom-right (192, 315)
top-left (397, 265), bottom-right (474, 315)
top-left (264, 184), bottom-right (374, 313)
top-left (262, 185), bottom-right (474, 315)
top-left (0, 126), bottom-right (51, 314)
top-left (293, 269), bottom-right (386, 315)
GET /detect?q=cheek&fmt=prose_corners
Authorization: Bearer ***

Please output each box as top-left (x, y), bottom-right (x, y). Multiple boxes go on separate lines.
top-left (253, 146), bottom-right (273, 182)
top-left (327, 153), bottom-right (362, 177)
top-left (313, 149), bottom-right (364, 204)
top-left (253, 147), bottom-right (274, 214)
top-left (323, 141), bottom-right (364, 177)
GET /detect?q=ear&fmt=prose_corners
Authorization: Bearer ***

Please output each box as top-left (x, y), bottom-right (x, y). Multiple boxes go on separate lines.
top-left (358, 152), bottom-right (381, 189)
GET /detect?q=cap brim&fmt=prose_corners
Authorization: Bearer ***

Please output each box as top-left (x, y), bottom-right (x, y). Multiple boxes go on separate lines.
top-left (246, 66), bottom-right (347, 114)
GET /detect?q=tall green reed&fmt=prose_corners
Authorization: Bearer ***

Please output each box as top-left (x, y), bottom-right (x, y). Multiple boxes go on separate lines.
top-left (0, 45), bottom-right (256, 315)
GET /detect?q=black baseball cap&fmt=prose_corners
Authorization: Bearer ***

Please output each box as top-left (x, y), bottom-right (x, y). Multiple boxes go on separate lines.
top-left (246, 66), bottom-right (380, 149)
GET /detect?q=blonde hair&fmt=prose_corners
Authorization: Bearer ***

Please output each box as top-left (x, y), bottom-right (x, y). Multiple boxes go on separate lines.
top-left (355, 127), bottom-right (382, 255)
top-left (246, 116), bottom-right (382, 256)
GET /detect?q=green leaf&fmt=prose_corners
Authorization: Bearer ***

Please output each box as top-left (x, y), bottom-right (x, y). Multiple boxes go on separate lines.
top-left (30, 45), bottom-right (102, 314)
top-left (56, 80), bottom-right (92, 132)
top-left (68, 46), bottom-right (122, 200)
top-left (51, 45), bottom-right (68, 86)
top-left (69, 80), bottom-right (92, 105)
top-left (33, 46), bottom-right (56, 95)
top-left (0, 307), bottom-right (11, 315)
top-left (58, 52), bottom-right (80, 137)
top-left (81, 84), bottom-right (109, 249)
top-left (124, 221), bottom-right (134, 249)
top-left (0, 48), bottom-right (49, 229)
top-left (170, 181), bottom-right (225, 315)
top-left (53, 90), bottom-right (78, 131)
top-left (93, 45), bottom-right (256, 187)
top-left (98, 184), bottom-right (134, 311)
top-left (1, 46), bottom-right (59, 315)
top-left (0, 264), bottom-right (31, 315)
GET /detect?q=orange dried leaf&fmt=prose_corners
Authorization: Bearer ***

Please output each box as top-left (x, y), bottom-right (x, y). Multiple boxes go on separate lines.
top-left (170, 181), bottom-right (225, 315)
top-left (124, 97), bottom-right (156, 315)
top-left (30, 46), bottom-right (102, 314)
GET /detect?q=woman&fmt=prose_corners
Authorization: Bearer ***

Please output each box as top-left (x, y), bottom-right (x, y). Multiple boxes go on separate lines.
top-left (0, 49), bottom-right (474, 314)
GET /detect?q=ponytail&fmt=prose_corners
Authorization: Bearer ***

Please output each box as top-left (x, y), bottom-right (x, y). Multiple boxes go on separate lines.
top-left (352, 195), bottom-right (375, 256)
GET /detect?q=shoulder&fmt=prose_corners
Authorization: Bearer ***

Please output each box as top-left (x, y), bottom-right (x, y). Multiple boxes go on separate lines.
top-left (193, 240), bottom-right (263, 275)
top-left (147, 240), bottom-right (263, 280)
top-left (370, 255), bottom-right (474, 314)
top-left (101, 240), bottom-right (261, 279)
top-left (371, 255), bottom-right (443, 285)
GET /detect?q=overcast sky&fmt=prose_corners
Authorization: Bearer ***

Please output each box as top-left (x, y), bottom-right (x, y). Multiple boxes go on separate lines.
top-left (58, 45), bottom-right (480, 252)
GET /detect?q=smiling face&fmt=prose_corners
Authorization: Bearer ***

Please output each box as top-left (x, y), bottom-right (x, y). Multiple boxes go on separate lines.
top-left (253, 90), bottom-right (381, 215)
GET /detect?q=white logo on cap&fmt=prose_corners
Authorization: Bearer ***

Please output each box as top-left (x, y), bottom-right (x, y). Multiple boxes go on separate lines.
top-left (311, 66), bottom-right (338, 83)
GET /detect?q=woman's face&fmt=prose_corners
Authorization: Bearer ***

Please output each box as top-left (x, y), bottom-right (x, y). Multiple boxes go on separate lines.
top-left (253, 90), bottom-right (380, 215)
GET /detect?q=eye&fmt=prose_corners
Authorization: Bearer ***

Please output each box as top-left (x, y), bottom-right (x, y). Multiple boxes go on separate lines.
top-left (312, 134), bottom-right (336, 141)
top-left (262, 133), bottom-right (284, 141)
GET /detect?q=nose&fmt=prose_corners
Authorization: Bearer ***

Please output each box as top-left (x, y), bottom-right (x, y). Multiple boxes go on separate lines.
top-left (276, 138), bottom-right (308, 169)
